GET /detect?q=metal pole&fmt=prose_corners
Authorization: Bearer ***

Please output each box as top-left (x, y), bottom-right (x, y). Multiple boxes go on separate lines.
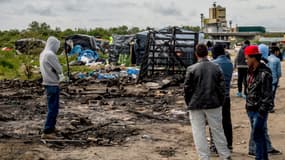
top-left (65, 48), bottom-right (71, 83)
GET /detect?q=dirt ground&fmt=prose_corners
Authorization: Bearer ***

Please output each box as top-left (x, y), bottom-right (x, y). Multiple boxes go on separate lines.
top-left (0, 62), bottom-right (285, 160)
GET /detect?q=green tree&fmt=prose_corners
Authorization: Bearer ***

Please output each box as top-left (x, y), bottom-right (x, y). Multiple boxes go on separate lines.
top-left (28, 21), bottom-right (40, 32)
top-left (182, 26), bottom-right (201, 32)
top-left (128, 27), bottom-right (140, 34)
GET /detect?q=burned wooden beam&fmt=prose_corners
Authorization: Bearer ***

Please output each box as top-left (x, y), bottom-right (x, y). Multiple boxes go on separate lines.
top-left (61, 120), bottom-right (117, 137)
top-left (127, 109), bottom-right (170, 121)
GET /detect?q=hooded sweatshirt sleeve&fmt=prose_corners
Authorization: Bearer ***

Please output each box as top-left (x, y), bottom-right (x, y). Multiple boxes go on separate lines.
top-left (47, 53), bottom-right (62, 75)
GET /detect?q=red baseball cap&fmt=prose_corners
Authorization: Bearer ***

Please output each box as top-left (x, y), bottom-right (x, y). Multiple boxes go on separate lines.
top-left (244, 45), bottom-right (260, 56)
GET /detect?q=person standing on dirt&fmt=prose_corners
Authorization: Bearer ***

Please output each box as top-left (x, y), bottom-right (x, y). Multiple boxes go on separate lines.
top-left (209, 44), bottom-right (233, 152)
top-left (247, 46), bottom-right (282, 158)
top-left (268, 46), bottom-right (282, 112)
top-left (40, 36), bottom-right (62, 139)
top-left (244, 45), bottom-right (273, 160)
top-left (184, 44), bottom-right (231, 160)
top-left (235, 40), bottom-right (250, 98)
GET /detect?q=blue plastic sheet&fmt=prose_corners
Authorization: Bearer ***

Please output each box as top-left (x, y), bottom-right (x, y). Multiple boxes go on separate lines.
top-left (69, 45), bottom-right (99, 62)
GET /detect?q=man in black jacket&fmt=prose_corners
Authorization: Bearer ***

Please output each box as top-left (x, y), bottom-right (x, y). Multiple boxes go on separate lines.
top-left (235, 40), bottom-right (250, 98)
top-left (184, 44), bottom-right (231, 160)
top-left (244, 45), bottom-right (273, 160)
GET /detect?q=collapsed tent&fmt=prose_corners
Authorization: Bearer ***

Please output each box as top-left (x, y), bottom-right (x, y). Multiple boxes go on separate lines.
top-left (137, 27), bottom-right (203, 82)
top-left (108, 35), bottom-right (135, 64)
top-left (108, 27), bottom-right (204, 67)
top-left (65, 34), bottom-right (98, 51)
top-left (64, 34), bottom-right (101, 65)
top-left (15, 38), bottom-right (46, 54)
top-left (136, 28), bottom-right (204, 66)
top-left (134, 31), bottom-right (148, 65)
top-left (68, 45), bottom-right (99, 65)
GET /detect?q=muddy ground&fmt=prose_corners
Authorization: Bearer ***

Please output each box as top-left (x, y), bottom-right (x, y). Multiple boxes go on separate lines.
top-left (0, 62), bottom-right (285, 160)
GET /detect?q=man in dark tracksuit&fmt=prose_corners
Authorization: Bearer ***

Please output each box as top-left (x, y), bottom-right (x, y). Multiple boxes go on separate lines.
top-left (210, 44), bottom-right (234, 152)
top-left (244, 45), bottom-right (273, 160)
top-left (235, 40), bottom-right (250, 98)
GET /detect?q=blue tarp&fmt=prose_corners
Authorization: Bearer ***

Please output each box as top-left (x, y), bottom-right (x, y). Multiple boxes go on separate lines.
top-left (69, 45), bottom-right (99, 62)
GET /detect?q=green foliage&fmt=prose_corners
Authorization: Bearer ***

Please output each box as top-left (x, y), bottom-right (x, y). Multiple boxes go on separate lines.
top-left (182, 26), bottom-right (201, 32)
top-left (0, 50), bottom-right (20, 79)
top-left (0, 60), bottom-right (14, 69)
top-left (118, 54), bottom-right (131, 66)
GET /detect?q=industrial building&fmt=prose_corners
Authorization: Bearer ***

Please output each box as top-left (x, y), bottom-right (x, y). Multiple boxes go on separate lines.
top-left (201, 3), bottom-right (266, 41)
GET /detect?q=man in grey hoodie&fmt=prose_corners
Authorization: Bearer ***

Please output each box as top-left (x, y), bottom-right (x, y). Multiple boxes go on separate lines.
top-left (40, 36), bottom-right (62, 138)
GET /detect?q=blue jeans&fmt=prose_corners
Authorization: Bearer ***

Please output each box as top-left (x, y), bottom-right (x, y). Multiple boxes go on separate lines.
top-left (247, 111), bottom-right (268, 160)
top-left (248, 118), bottom-right (273, 153)
top-left (44, 86), bottom-right (60, 134)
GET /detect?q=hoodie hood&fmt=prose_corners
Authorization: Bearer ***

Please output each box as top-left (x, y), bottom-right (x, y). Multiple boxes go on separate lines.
top-left (43, 36), bottom-right (60, 54)
top-left (258, 44), bottom-right (269, 59)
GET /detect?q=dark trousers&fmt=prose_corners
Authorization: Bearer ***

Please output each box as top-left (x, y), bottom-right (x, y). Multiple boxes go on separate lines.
top-left (237, 68), bottom-right (248, 94)
top-left (44, 86), bottom-right (60, 134)
top-left (248, 111), bottom-right (268, 160)
top-left (222, 97), bottom-right (232, 148)
top-left (272, 81), bottom-right (279, 108)
top-left (210, 97), bottom-right (233, 148)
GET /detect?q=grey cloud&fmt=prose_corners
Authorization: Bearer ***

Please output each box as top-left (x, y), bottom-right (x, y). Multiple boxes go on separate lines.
top-left (62, 0), bottom-right (139, 13)
top-left (256, 5), bottom-right (275, 10)
top-left (64, 4), bottom-right (84, 12)
top-left (0, 0), bottom-right (11, 3)
top-left (156, 7), bottom-right (182, 16)
top-left (144, 2), bottom-right (182, 16)
top-left (0, 0), bottom-right (283, 31)
top-left (24, 5), bottom-right (56, 17)
top-left (89, 17), bottom-right (114, 22)
top-left (108, 1), bottom-right (138, 8)
top-left (62, 0), bottom-right (94, 12)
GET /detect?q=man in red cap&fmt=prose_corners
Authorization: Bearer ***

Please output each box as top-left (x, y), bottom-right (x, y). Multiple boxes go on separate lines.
top-left (244, 45), bottom-right (273, 160)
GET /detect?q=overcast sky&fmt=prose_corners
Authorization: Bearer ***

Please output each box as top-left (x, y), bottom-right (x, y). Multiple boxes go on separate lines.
top-left (0, 0), bottom-right (284, 31)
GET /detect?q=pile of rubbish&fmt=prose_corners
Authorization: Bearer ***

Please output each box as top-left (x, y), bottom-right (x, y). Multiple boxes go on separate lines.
top-left (69, 65), bottom-right (140, 82)
top-left (15, 38), bottom-right (46, 55)
top-left (65, 34), bottom-right (107, 66)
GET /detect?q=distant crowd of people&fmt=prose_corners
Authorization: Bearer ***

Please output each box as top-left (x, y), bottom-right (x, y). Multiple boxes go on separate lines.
top-left (184, 40), bottom-right (282, 160)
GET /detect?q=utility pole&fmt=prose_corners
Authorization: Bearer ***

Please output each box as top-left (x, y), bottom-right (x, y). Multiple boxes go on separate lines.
top-left (229, 20), bottom-right (232, 32)
top-left (200, 13), bottom-right (204, 32)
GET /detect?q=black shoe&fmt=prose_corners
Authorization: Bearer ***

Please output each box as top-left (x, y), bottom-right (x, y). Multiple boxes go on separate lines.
top-left (210, 145), bottom-right (218, 157)
top-left (228, 146), bottom-right (233, 152)
top-left (268, 148), bottom-right (282, 155)
top-left (41, 132), bottom-right (57, 139)
top-left (248, 152), bottom-right (256, 158)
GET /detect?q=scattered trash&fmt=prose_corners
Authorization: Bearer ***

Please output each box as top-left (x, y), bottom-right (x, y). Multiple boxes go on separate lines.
top-left (68, 45), bottom-right (99, 66)
top-left (1, 47), bottom-right (12, 51)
